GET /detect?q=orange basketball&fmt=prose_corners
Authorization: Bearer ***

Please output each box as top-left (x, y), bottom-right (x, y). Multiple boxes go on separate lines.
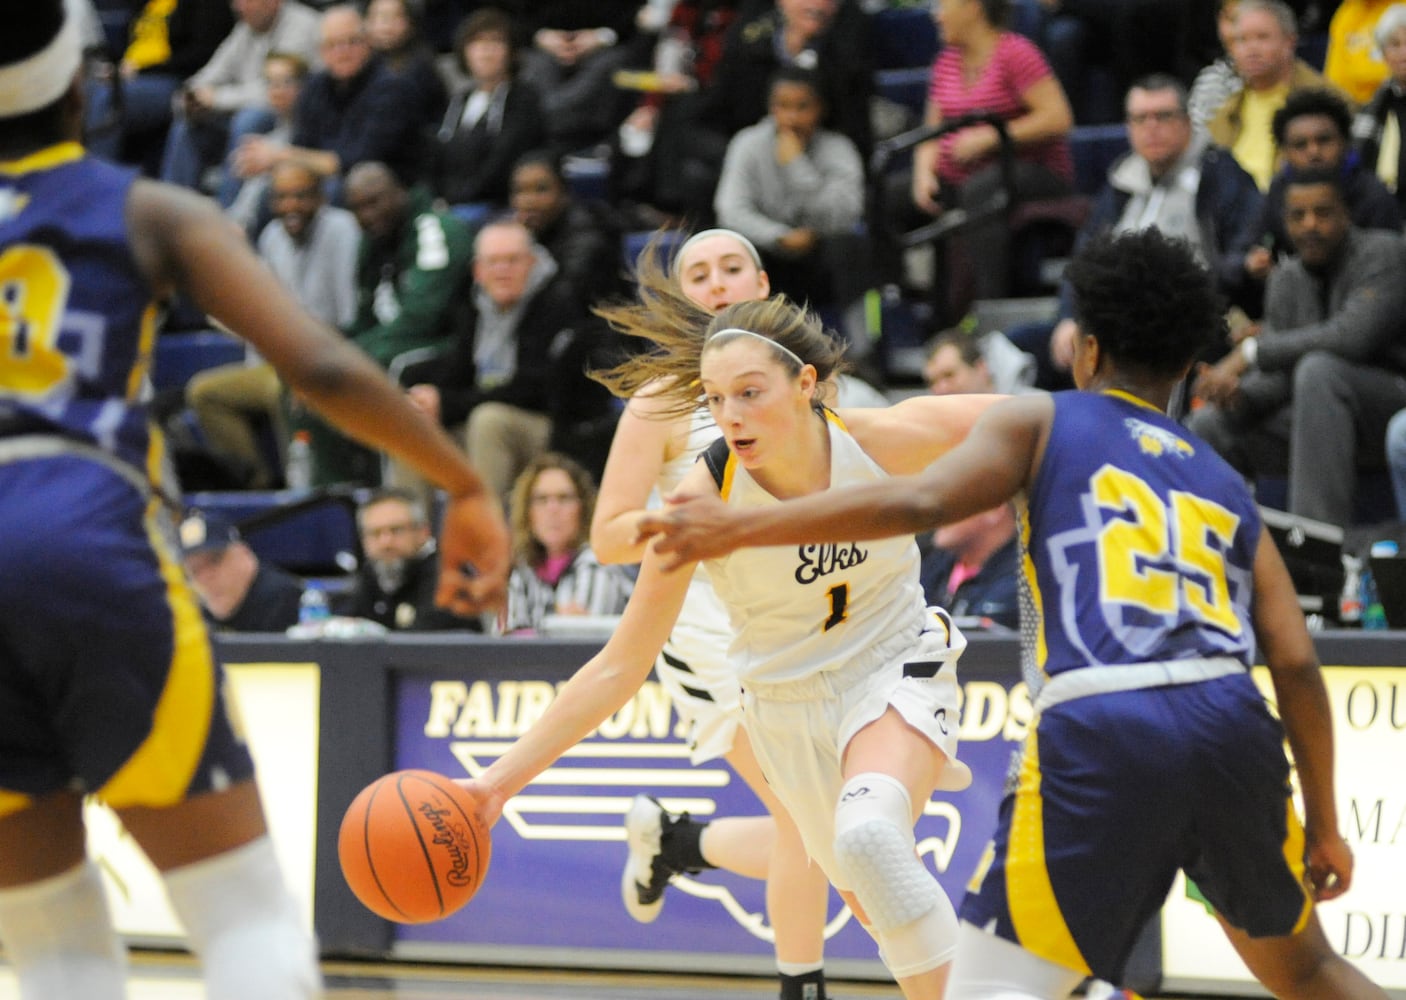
top-left (337, 769), bottom-right (492, 923)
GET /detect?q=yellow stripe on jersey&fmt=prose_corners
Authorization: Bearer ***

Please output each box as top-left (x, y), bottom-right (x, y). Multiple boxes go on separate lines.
top-left (1007, 732), bottom-right (1091, 975)
top-left (126, 302), bottom-right (161, 403)
top-left (0, 142), bottom-right (85, 176)
top-left (1281, 799), bottom-right (1314, 935)
top-left (99, 496), bottom-right (215, 809)
top-left (823, 407), bottom-right (848, 431)
top-left (718, 448), bottom-right (736, 501)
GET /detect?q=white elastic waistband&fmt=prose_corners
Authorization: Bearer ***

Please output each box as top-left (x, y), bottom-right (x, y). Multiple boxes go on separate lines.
top-left (1035, 657), bottom-right (1246, 713)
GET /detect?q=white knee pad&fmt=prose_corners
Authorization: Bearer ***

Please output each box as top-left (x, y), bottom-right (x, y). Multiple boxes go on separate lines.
top-left (163, 836), bottom-right (322, 1000)
top-left (0, 859), bottom-right (126, 1000)
top-left (833, 773), bottom-right (957, 979)
top-left (946, 921), bottom-right (1084, 999)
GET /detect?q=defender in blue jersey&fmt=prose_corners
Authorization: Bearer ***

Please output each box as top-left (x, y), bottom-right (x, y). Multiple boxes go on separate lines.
top-left (0, 5), bottom-right (508, 999)
top-left (640, 229), bottom-right (1387, 1000)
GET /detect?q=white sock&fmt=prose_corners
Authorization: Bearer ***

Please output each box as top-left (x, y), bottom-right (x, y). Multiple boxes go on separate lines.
top-left (163, 836), bottom-right (322, 1000)
top-left (0, 860), bottom-right (126, 1000)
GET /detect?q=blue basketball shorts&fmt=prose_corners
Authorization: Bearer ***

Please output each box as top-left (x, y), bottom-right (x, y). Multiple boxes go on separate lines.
top-left (0, 453), bottom-right (255, 818)
top-left (959, 671), bottom-right (1313, 984)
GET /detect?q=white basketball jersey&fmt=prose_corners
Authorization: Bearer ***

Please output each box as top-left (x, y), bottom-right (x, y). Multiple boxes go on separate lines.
top-left (657, 407), bottom-right (731, 642)
top-left (704, 412), bottom-right (928, 685)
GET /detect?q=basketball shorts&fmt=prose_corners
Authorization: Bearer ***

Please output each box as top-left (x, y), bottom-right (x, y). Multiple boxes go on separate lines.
top-left (738, 608), bottom-right (970, 886)
top-left (0, 453), bottom-right (255, 819)
top-left (959, 670), bottom-right (1312, 984)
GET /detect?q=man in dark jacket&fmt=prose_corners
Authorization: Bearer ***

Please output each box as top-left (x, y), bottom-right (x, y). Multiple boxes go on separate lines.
top-left (338, 488), bottom-right (482, 630)
top-left (1230, 87), bottom-right (1402, 317)
top-left (405, 218), bottom-right (617, 499)
top-left (180, 511), bottom-right (305, 633)
top-left (1015, 74), bottom-right (1263, 388)
top-left (1190, 169), bottom-right (1406, 527)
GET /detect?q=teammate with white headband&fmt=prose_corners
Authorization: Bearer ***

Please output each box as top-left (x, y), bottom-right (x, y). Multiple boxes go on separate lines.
top-left (461, 275), bottom-right (1001, 1000)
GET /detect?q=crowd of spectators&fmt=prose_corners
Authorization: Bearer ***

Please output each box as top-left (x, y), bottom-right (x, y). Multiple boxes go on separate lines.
top-left (88, 0), bottom-right (1406, 629)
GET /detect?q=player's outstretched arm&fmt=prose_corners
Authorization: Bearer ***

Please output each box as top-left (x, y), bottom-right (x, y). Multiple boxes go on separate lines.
top-left (640, 394), bottom-right (1048, 568)
top-left (457, 546), bottom-right (695, 826)
top-left (1251, 530), bottom-right (1352, 901)
top-left (126, 180), bottom-right (509, 611)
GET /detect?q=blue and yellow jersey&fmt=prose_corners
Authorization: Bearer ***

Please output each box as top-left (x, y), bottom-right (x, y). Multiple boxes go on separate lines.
top-left (1020, 390), bottom-right (1260, 677)
top-left (0, 143), bottom-right (166, 485)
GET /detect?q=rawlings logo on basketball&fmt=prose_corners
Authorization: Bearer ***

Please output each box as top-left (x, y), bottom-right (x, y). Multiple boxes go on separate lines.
top-left (417, 800), bottom-right (480, 889)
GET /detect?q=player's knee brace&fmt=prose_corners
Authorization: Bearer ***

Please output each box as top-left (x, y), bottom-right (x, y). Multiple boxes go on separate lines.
top-left (0, 859), bottom-right (126, 1000)
top-left (833, 773), bottom-right (957, 979)
top-left (163, 835), bottom-right (322, 1000)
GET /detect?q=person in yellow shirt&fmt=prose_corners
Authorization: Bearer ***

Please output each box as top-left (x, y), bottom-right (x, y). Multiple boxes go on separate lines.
top-left (84, 0), bottom-right (233, 167)
top-left (1207, 0), bottom-right (1343, 190)
top-left (1325, 0), bottom-right (1395, 104)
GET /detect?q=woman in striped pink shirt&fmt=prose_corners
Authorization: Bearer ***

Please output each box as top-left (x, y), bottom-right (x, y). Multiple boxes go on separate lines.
top-left (906, 0), bottom-right (1075, 319)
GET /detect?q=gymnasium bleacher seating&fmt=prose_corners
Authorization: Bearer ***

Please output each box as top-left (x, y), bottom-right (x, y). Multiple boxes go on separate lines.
top-left (151, 329), bottom-right (245, 393)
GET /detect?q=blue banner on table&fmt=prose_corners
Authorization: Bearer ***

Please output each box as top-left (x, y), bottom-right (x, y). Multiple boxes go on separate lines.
top-left (391, 662), bottom-right (1030, 958)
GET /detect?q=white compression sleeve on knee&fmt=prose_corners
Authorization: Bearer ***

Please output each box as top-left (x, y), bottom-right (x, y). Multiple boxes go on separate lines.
top-left (0, 859), bottom-right (126, 1000)
top-left (162, 835), bottom-right (322, 1000)
top-left (833, 772), bottom-right (957, 978)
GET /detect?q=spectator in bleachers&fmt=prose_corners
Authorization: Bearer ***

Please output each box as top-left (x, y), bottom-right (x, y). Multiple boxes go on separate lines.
top-left (1232, 87), bottom-right (1399, 316)
top-left (180, 510), bottom-right (305, 632)
top-left (427, 7), bottom-right (546, 220)
top-left (713, 66), bottom-right (870, 363)
top-left (517, 0), bottom-right (639, 154)
top-left (922, 326), bottom-right (1038, 396)
top-left (85, 0), bottom-right (235, 170)
top-left (225, 51), bottom-right (309, 232)
top-left (655, 0), bottom-right (874, 226)
top-left (291, 161), bottom-right (474, 487)
top-left (365, 0), bottom-right (449, 128)
top-left (404, 218), bottom-right (591, 500)
top-left (1208, 0), bottom-right (1339, 189)
top-left (918, 502), bottom-right (1020, 630)
top-left (1324, 0), bottom-right (1394, 103)
top-left (337, 487), bottom-right (484, 630)
top-left (608, 0), bottom-right (742, 224)
top-left (898, 0), bottom-right (1074, 324)
top-left (1188, 168), bottom-right (1406, 527)
top-left (157, 0), bottom-right (320, 196)
top-left (1189, 0), bottom-right (1246, 133)
top-left (232, 4), bottom-right (423, 195)
top-left (501, 453), bottom-right (634, 634)
top-left (343, 161), bottom-right (474, 369)
top-left (1030, 75), bottom-right (1262, 385)
top-left (1351, 3), bottom-right (1406, 209)
top-left (510, 149), bottom-right (625, 311)
top-left (186, 160), bottom-right (360, 489)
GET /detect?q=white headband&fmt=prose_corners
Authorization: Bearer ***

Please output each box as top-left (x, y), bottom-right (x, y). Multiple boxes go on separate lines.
top-left (0, 5), bottom-right (81, 118)
top-left (706, 327), bottom-right (807, 369)
top-left (676, 228), bottom-right (763, 271)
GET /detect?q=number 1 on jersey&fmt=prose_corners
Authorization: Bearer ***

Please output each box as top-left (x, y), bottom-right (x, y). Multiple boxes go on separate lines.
top-left (823, 582), bottom-right (849, 632)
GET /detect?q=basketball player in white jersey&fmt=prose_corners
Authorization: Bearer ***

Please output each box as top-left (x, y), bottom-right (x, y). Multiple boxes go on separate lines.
top-left (462, 286), bottom-right (998, 1000)
top-left (590, 229), bottom-right (831, 1000)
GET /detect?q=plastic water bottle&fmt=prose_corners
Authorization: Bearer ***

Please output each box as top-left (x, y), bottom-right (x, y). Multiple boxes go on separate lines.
top-left (298, 581), bottom-right (331, 626)
top-left (1339, 554), bottom-right (1363, 625)
top-left (1360, 563), bottom-right (1388, 631)
top-left (1363, 540), bottom-right (1399, 631)
top-left (285, 430), bottom-right (313, 491)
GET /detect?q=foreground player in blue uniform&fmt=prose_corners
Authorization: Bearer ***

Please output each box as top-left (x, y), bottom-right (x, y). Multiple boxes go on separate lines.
top-left (639, 228), bottom-right (1387, 1000)
top-left (0, 4), bottom-right (508, 998)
